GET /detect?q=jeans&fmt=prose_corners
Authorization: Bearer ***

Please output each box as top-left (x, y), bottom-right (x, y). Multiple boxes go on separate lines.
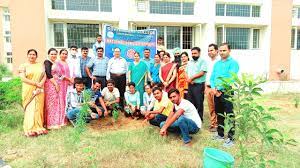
top-left (149, 114), bottom-right (167, 127)
top-left (160, 116), bottom-right (199, 144)
top-left (67, 108), bottom-right (98, 121)
top-left (67, 108), bottom-right (80, 121)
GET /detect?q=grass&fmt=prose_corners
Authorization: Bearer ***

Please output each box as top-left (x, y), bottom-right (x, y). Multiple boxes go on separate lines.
top-left (0, 94), bottom-right (299, 168)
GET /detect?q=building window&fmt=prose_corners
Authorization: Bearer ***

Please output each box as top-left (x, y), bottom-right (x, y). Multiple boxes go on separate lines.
top-left (4, 15), bottom-right (10, 22)
top-left (100, 0), bottom-right (112, 12)
top-left (253, 29), bottom-right (260, 49)
top-left (150, 26), bottom-right (165, 39)
top-left (138, 26), bottom-right (193, 49)
top-left (291, 29), bottom-right (295, 48)
top-left (5, 31), bottom-right (10, 35)
top-left (54, 23), bottom-right (65, 47)
top-left (226, 4), bottom-right (250, 17)
top-left (182, 27), bottom-right (193, 49)
top-left (216, 4), bottom-right (260, 17)
top-left (136, 26), bottom-right (147, 30)
top-left (216, 27), bottom-right (223, 45)
top-left (182, 2), bottom-right (194, 15)
top-left (6, 52), bottom-right (12, 63)
top-left (52, 0), bottom-right (112, 12)
top-left (166, 26), bottom-right (181, 49)
top-left (67, 23), bottom-right (99, 48)
top-left (6, 57), bottom-right (12, 64)
top-left (297, 29), bottom-right (300, 49)
top-left (291, 28), bottom-right (300, 49)
top-left (66, 0), bottom-right (98, 11)
top-left (226, 28), bottom-right (250, 49)
top-left (52, 0), bottom-right (65, 10)
top-left (216, 4), bottom-right (225, 16)
top-left (217, 27), bottom-right (260, 49)
top-left (5, 36), bottom-right (11, 43)
top-left (252, 6), bottom-right (260, 17)
top-left (149, 1), bottom-right (194, 15)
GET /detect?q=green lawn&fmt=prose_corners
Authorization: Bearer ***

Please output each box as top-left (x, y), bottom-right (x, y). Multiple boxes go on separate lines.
top-left (0, 94), bottom-right (299, 168)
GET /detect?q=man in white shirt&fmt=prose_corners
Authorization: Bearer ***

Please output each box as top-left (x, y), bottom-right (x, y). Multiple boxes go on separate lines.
top-left (205, 43), bottom-right (220, 132)
top-left (67, 45), bottom-right (81, 93)
top-left (106, 47), bottom-right (128, 106)
top-left (160, 89), bottom-right (202, 146)
top-left (67, 45), bottom-right (81, 78)
top-left (101, 79), bottom-right (121, 109)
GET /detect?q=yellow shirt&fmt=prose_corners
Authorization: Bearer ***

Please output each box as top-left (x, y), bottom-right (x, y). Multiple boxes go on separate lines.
top-left (153, 96), bottom-right (173, 116)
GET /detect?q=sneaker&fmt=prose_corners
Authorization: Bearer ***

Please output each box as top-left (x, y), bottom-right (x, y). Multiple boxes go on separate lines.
top-left (212, 134), bottom-right (224, 141)
top-left (223, 138), bottom-right (234, 148)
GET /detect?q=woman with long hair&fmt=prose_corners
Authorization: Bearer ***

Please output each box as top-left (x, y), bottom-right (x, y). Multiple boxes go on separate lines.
top-left (19, 49), bottom-right (48, 137)
top-left (159, 52), bottom-right (177, 92)
top-left (177, 52), bottom-right (189, 98)
top-left (44, 48), bottom-right (68, 129)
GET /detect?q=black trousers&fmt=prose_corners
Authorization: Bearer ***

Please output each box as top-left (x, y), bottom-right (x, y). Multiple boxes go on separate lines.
top-left (214, 93), bottom-right (235, 140)
top-left (94, 76), bottom-right (106, 89)
top-left (110, 73), bottom-right (126, 106)
top-left (82, 77), bottom-right (92, 89)
top-left (187, 82), bottom-right (205, 121)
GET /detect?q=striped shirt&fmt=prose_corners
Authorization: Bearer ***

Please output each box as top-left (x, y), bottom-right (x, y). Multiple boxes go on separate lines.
top-left (86, 56), bottom-right (109, 77)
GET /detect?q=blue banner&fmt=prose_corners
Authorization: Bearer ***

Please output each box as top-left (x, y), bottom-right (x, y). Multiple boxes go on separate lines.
top-left (103, 25), bottom-right (157, 62)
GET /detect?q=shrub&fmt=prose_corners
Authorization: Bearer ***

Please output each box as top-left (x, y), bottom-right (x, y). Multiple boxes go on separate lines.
top-left (0, 64), bottom-right (12, 80)
top-left (0, 78), bottom-right (22, 110)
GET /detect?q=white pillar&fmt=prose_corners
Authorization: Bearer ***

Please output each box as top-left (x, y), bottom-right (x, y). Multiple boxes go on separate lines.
top-left (113, 0), bottom-right (129, 29)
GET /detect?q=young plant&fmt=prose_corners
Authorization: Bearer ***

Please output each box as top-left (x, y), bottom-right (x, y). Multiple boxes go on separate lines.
top-left (71, 90), bottom-right (92, 142)
top-left (112, 103), bottom-right (120, 122)
top-left (220, 73), bottom-right (296, 168)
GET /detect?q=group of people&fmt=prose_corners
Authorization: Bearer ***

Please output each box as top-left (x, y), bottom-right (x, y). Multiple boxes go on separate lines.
top-left (19, 34), bottom-right (239, 147)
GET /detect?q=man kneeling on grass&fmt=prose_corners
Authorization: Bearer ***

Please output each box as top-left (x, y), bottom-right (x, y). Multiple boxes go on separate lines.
top-left (101, 79), bottom-right (121, 114)
top-left (89, 79), bottom-right (108, 118)
top-left (160, 89), bottom-right (202, 145)
top-left (66, 78), bottom-right (99, 126)
top-left (144, 87), bottom-right (173, 127)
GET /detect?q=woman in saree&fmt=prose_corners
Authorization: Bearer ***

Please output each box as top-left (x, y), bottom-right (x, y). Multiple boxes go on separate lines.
top-left (176, 52), bottom-right (189, 98)
top-left (44, 48), bottom-right (68, 129)
top-left (128, 52), bottom-right (148, 104)
top-left (159, 52), bottom-right (177, 92)
top-left (57, 49), bottom-right (72, 121)
top-left (149, 54), bottom-right (161, 85)
top-left (19, 49), bottom-right (48, 137)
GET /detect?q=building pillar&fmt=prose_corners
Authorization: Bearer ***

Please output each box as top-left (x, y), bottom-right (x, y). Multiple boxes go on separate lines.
top-left (269, 0), bottom-right (293, 80)
top-left (9, 0), bottom-right (47, 74)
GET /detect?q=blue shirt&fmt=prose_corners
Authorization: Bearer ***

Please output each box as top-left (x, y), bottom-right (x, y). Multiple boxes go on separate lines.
top-left (124, 91), bottom-right (140, 107)
top-left (150, 63), bottom-right (161, 83)
top-left (210, 56), bottom-right (239, 90)
top-left (79, 56), bottom-right (91, 77)
top-left (90, 89), bottom-right (102, 107)
top-left (86, 56), bottom-right (109, 77)
top-left (186, 58), bottom-right (208, 84)
top-left (142, 58), bottom-right (154, 70)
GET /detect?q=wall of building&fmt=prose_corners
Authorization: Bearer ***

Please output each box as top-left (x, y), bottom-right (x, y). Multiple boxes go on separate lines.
top-left (269, 0), bottom-right (293, 80)
top-left (10, 0), bottom-right (47, 73)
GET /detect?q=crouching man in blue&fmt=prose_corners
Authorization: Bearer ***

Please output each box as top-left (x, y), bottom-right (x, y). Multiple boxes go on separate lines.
top-left (89, 79), bottom-right (108, 118)
top-left (66, 78), bottom-right (99, 125)
top-left (160, 89), bottom-right (202, 146)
